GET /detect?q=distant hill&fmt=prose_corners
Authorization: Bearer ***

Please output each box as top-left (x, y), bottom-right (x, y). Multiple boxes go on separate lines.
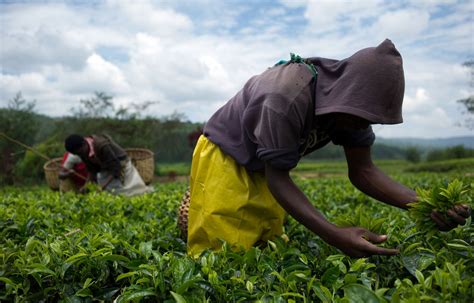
top-left (377, 136), bottom-right (474, 149)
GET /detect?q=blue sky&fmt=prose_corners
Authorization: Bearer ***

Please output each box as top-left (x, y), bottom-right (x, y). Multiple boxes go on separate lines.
top-left (0, 0), bottom-right (473, 138)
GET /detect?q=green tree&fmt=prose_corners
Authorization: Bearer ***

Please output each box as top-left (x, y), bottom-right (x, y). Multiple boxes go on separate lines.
top-left (115, 100), bottom-right (158, 120)
top-left (405, 146), bottom-right (421, 163)
top-left (71, 91), bottom-right (159, 120)
top-left (72, 91), bottom-right (115, 118)
top-left (426, 145), bottom-right (474, 162)
top-left (0, 92), bottom-right (39, 184)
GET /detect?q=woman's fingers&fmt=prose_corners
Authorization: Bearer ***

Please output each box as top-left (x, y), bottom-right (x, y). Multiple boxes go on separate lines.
top-left (454, 204), bottom-right (471, 218)
top-left (359, 230), bottom-right (398, 256)
top-left (365, 243), bottom-right (399, 256)
top-left (447, 209), bottom-right (466, 225)
top-left (430, 211), bottom-right (451, 231)
top-left (462, 204), bottom-right (472, 216)
top-left (431, 205), bottom-right (471, 232)
top-left (363, 230), bottom-right (387, 244)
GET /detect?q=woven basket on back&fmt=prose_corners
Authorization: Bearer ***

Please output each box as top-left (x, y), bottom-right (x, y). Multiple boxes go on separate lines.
top-left (125, 148), bottom-right (155, 184)
top-left (178, 188), bottom-right (190, 240)
top-left (43, 157), bottom-right (62, 190)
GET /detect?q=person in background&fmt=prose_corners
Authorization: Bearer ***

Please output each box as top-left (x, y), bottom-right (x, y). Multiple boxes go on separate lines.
top-left (184, 39), bottom-right (471, 257)
top-left (64, 134), bottom-right (152, 196)
top-left (58, 151), bottom-right (89, 192)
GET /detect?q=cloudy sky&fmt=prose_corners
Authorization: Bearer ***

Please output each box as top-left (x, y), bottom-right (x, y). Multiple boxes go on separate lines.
top-left (1, 0), bottom-right (473, 138)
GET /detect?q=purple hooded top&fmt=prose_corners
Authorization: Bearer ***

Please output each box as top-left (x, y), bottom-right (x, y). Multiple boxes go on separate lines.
top-left (309, 39), bottom-right (404, 124)
top-left (204, 39), bottom-right (405, 171)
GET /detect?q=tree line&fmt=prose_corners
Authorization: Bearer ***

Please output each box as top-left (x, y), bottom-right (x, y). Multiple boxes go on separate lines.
top-left (1, 92), bottom-right (473, 185)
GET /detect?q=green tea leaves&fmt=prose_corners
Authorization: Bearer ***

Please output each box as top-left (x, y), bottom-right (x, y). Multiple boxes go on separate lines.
top-left (408, 179), bottom-right (472, 232)
top-left (1, 175), bottom-right (472, 302)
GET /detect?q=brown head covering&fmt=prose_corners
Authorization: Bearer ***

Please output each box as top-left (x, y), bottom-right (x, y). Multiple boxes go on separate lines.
top-left (308, 39), bottom-right (405, 124)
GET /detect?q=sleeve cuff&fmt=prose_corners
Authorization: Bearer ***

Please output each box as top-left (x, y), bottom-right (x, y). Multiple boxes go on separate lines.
top-left (256, 148), bottom-right (300, 170)
top-left (331, 127), bottom-right (376, 147)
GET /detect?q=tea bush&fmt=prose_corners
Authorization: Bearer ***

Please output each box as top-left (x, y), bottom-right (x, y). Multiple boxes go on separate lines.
top-left (1, 173), bottom-right (472, 302)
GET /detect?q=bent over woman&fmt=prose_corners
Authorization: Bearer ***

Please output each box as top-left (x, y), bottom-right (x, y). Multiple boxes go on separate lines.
top-left (182, 39), bottom-right (471, 257)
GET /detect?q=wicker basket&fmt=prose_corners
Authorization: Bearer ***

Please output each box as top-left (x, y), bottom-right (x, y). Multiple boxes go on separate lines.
top-left (43, 157), bottom-right (62, 190)
top-left (178, 188), bottom-right (190, 239)
top-left (59, 178), bottom-right (81, 193)
top-left (125, 148), bottom-right (155, 184)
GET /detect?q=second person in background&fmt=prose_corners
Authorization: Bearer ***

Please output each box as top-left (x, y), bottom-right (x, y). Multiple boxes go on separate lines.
top-left (64, 133), bottom-right (152, 196)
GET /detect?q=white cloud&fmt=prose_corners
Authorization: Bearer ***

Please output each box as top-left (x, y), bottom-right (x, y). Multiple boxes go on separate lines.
top-left (0, 0), bottom-right (473, 138)
top-left (199, 56), bottom-right (230, 84)
top-left (376, 106), bottom-right (455, 138)
top-left (70, 53), bottom-right (130, 93)
top-left (0, 73), bottom-right (47, 95)
top-left (1, 24), bottom-right (91, 73)
top-left (369, 9), bottom-right (430, 42)
top-left (134, 33), bottom-right (163, 56)
top-left (410, 107), bottom-right (452, 129)
top-left (303, 0), bottom-right (381, 35)
top-left (278, 0), bottom-right (308, 8)
top-left (106, 0), bottom-right (193, 35)
top-left (403, 88), bottom-right (430, 113)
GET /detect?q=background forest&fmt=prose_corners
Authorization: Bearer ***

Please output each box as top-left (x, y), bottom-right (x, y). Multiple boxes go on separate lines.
top-left (1, 91), bottom-right (473, 185)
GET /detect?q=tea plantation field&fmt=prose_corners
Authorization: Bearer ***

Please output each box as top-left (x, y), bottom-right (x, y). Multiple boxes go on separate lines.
top-left (1, 161), bottom-right (473, 302)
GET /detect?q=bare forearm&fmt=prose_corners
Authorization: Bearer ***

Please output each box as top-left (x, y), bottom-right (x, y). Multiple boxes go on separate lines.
top-left (265, 165), bottom-right (337, 242)
top-left (265, 162), bottom-right (400, 257)
top-left (344, 146), bottom-right (416, 209)
top-left (349, 165), bottom-right (416, 209)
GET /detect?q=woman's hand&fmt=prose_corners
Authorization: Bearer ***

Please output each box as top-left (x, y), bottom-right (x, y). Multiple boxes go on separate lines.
top-left (79, 186), bottom-right (88, 194)
top-left (430, 204), bottom-right (471, 231)
top-left (330, 226), bottom-right (399, 258)
top-left (100, 175), bottom-right (114, 191)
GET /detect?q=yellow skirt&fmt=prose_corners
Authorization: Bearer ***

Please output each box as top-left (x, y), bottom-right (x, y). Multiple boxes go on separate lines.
top-left (187, 136), bottom-right (286, 256)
